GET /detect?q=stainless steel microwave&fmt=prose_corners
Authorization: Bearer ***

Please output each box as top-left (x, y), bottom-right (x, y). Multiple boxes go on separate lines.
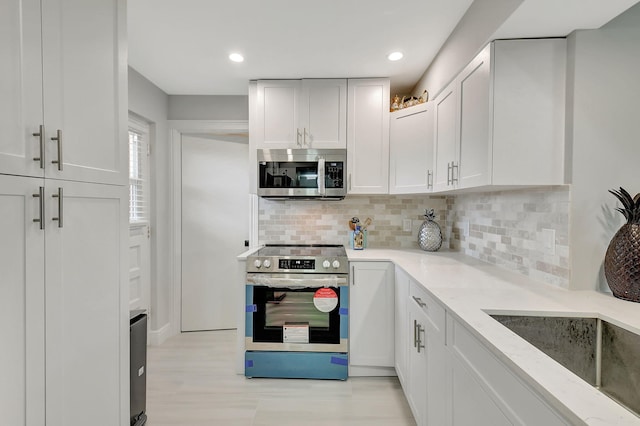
top-left (257, 149), bottom-right (347, 200)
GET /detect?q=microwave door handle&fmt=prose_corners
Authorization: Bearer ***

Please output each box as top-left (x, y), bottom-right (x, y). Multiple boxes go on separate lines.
top-left (318, 157), bottom-right (326, 196)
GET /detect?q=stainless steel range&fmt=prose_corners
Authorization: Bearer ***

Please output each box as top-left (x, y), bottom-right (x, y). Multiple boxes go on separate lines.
top-left (244, 244), bottom-right (349, 380)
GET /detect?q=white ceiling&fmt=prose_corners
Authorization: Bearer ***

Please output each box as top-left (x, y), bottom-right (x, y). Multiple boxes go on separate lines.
top-left (128, 0), bottom-right (640, 96)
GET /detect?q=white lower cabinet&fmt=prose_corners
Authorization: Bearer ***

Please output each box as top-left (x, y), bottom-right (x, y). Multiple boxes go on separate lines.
top-left (392, 269), bottom-right (569, 426)
top-left (447, 313), bottom-right (569, 426)
top-left (394, 267), bottom-right (410, 387)
top-left (405, 277), bottom-right (447, 426)
top-left (0, 174), bottom-right (128, 426)
top-left (349, 262), bottom-right (395, 373)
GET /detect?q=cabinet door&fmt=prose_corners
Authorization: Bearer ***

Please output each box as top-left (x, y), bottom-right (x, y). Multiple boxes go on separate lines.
top-left (450, 355), bottom-right (511, 426)
top-left (0, 0), bottom-right (44, 178)
top-left (458, 45), bottom-right (491, 188)
top-left (408, 301), bottom-right (428, 426)
top-left (433, 81), bottom-right (458, 192)
top-left (0, 175), bottom-right (45, 426)
top-left (347, 78), bottom-right (390, 194)
top-left (349, 262), bottom-right (395, 367)
top-left (45, 180), bottom-right (128, 426)
top-left (300, 79), bottom-right (347, 148)
top-left (255, 80), bottom-right (301, 149)
top-left (394, 267), bottom-right (410, 388)
top-left (41, 0), bottom-right (127, 185)
top-left (390, 102), bottom-right (435, 194)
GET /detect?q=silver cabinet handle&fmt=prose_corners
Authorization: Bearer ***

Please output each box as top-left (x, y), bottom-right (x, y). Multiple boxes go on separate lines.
top-left (413, 319), bottom-right (418, 348)
top-left (348, 173), bottom-right (352, 191)
top-left (412, 296), bottom-right (427, 308)
top-left (32, 186), bottom-right (45, 230)
top-left (451, 162), bottom-right (459, 184)
top-left (32, 125), bottom-right (45, 168)
top-left (51, 129), bottom-right (63, 171)
top-left (416, 323), bottom-right (425, 353)
top-left (317, 157), bottom-right (326, 195)
top-left (51, 187), bottom-right (63, 228)
top-left (296, 128), bottom-right (302, 146)
top-left (447, 162), bottom-right (452, 185)
top-left (351, 265), bottom-right (355, 285)
top-left (427, 170), bottom-right (433, 189)
top-left (303, 127), bottom-right (307, 146)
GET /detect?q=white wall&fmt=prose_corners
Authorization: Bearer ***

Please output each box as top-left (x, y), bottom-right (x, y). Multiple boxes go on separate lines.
top-left (411, 0), bottom-right (522, 98)
top-left (128, 67), bottom-right (172, 338)
top-left (567, 3), bottom-right (640, 291)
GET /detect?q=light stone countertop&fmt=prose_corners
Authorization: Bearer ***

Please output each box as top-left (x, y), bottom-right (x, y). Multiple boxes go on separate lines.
top-left (347, 248), bottom-right (640, 425)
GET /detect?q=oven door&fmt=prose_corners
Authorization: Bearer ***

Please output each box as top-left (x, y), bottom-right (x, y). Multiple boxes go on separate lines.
top-left (245, 273), bottom-right (348, 352)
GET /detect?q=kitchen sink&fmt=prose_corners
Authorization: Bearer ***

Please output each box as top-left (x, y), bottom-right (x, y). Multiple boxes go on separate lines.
top-left (489, 313), bottom-right (640, 417)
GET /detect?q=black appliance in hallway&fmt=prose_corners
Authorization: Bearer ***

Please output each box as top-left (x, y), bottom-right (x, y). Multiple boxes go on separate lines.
top-left (130, 310), bottom-right (148, 426)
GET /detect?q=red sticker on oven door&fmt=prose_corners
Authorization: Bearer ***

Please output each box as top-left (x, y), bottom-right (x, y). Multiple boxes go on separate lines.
top-left (313, 288), bottom-right (338, 313)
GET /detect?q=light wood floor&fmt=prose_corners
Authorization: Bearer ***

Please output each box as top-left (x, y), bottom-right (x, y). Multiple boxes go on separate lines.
top-left (146, 329), bottom-right (416, 425)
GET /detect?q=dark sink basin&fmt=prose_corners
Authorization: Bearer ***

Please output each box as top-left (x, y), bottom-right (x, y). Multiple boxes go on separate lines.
top-left (489, 313), bottom-right (640, 417)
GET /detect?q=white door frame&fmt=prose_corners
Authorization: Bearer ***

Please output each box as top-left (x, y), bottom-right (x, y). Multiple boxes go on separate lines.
top-left (169, 120), bottom-right (254, 337)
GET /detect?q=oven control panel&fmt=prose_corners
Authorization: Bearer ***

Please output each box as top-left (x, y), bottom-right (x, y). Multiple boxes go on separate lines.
top-left (279, 259), bottom-right (315, 270)
top-left (248, 257), bottom-right (347, 274)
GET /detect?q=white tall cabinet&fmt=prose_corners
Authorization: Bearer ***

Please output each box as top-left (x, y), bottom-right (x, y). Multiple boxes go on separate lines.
top-left (0, 0), bottom-right (128, 425)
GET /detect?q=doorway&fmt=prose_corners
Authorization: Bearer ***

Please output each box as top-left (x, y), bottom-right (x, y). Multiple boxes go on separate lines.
top-left (180, 133), bottom-right (249, 331)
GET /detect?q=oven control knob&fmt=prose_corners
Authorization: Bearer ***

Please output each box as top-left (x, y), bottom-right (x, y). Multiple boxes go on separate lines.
top-left (322, 260), bottom-right (331, 269)
top-left (332, 260), bottom-right (341, 269)
top-left (263, 259), bottom-right (271, 268)
top-left (253, 259), bottom-right (262, 268)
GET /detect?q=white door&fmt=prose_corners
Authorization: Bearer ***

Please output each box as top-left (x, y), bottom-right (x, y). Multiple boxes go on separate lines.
top-left (0, 0), bottom-right (44, 178)
top-left (0, 175), bottom-right (45, 426)
top-left (181, 134), bottom-right (249, 331)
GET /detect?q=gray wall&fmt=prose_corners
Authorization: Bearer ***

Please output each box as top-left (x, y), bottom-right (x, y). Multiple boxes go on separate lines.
top-left (128, 67), bottom-right (172, 334)
top-left (168, 95), bottom-right (248, 120)
top-left (411, 0), bottom-right (523, 98)
top-left (567, 3), bottom-right (640, 291)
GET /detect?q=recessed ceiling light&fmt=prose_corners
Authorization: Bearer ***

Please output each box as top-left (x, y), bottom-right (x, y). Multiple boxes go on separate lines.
top-left (387, 51), bottom-right (404, 61)
top-left (229, 53), bottom-right (244, 63)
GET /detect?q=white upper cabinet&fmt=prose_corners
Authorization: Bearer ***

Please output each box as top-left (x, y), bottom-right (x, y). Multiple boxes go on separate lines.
top-left (433, 39), bottom-right (567, 192)
top-left (42, 0), bottom-right (128, 185)
top-left (1, 0), bottom-right (127, 185)
top-left (347, 78), bottom-right (390, 194)
top-left (0, 0), bottom-right (44, 178)
top-left (390, 102), bottom-right (435, 194)
top-left (255, 79), bottom-right (347, 149)
top-left (433, 80), bottom-right (458, 192)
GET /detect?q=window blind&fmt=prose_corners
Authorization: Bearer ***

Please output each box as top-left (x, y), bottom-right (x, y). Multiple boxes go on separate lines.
top-left (128, 119), bottom-right (149, 224)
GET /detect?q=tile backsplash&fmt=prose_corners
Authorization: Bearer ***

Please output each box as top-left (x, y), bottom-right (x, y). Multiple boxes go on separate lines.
top-left (447, 186), bottom-right (570, 288)
top-left (258, 186), bottom-right (571, 288)
top-left (258, 194), bottom-right (448, 249)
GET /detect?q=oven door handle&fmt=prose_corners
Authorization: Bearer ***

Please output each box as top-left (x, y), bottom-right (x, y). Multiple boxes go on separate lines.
top-left (246, 274), bottom-right (347, 287)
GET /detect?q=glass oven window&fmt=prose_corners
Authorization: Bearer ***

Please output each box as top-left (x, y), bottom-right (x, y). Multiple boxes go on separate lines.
top-left (253, 287), bottom-right (340, 344)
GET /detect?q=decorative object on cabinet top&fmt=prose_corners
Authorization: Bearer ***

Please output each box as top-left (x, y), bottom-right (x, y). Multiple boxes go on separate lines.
top-left (604, 187), bottom-right (640, 302)
top-left (390, 89), bottom-right (428, 112)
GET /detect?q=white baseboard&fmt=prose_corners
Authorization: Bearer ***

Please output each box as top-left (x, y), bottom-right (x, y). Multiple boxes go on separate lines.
top-left (348, 365), bottom-right (397, 377)
top-left (148, 322), bottom-right (173, 346)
